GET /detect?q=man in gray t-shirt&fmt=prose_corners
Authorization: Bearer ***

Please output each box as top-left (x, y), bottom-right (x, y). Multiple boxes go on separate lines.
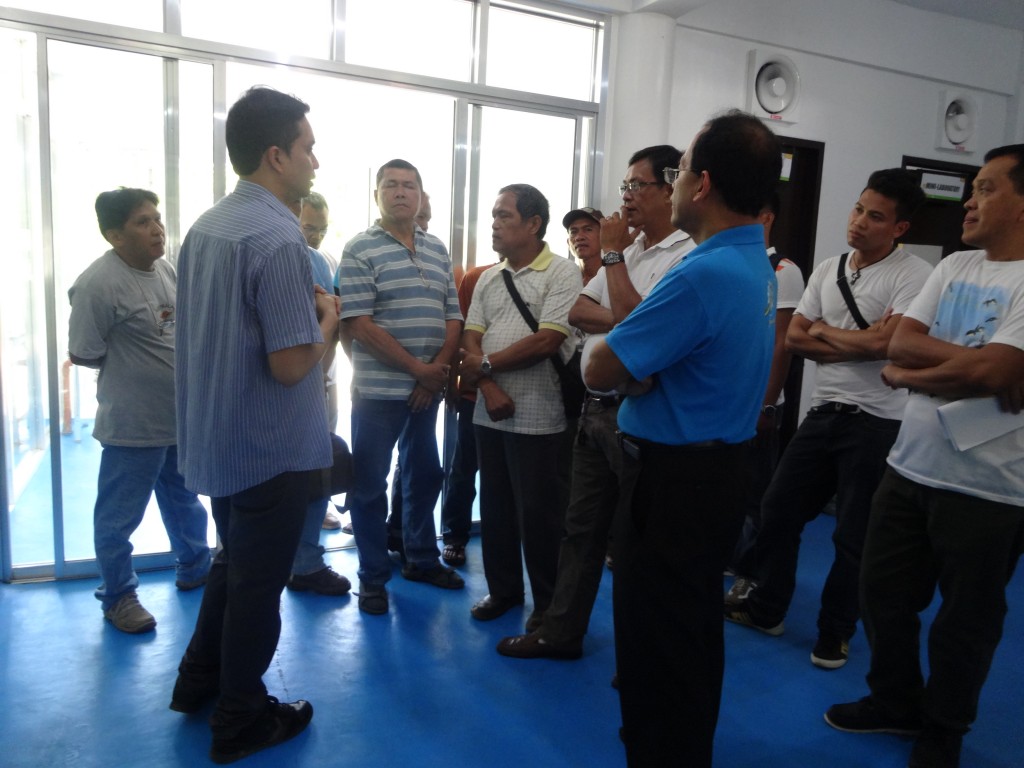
top-left (68, 188), bottom-right (210, 634)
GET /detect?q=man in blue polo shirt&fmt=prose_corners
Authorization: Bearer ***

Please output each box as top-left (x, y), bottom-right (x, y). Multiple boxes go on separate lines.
top-left (338, 159), bottom-right (464, 614)
top-left (586, 110), bottom-right (780, 768)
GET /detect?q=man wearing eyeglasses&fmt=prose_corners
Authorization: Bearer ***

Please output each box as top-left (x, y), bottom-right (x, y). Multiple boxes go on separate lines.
top-left (724, 169), bottom-right (932, 672)
top-left (585, 111), bottom-right (779, 768)
top-left (496, 145), bottom-right (693, 662)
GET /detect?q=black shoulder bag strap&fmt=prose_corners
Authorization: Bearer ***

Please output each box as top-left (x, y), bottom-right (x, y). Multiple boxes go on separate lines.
top-left (835, 252), bottom-right (871, 330)
top-left (499, 269), bottom-right (571, 378)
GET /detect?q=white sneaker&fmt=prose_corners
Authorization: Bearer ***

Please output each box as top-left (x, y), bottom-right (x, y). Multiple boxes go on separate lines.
top-left (104, 593), bottom-right (156, 633)
top-left (322, 509), bottom-right (342, 530)
top-left (724, 576), bottom-right (756, 605)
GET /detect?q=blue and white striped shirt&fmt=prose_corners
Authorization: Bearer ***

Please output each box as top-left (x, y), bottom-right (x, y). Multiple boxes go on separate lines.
top-left (337, 224), bottom-right (462, 399)
top-left (175, 180), bottom-right (331, 497)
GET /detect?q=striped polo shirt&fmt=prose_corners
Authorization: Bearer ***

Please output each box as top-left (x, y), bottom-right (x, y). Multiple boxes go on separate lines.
top-left (337, 224), bottom-right (462, 399)
top-left (175, 180), bottom-right (331, 497)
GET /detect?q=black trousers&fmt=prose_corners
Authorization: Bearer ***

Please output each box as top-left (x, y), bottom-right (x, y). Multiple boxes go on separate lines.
top-left (863, 469), bottom-right (1024, 732)
top-left (614, 439), bottom-right (747, 768)
top-left (176, 471), bottom-right (310, 736)
top-left (474, 425), bottom-right (570, 611)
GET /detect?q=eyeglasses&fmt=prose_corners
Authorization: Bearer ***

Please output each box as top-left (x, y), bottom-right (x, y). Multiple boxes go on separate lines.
top-left (302, 225), bottom-right (329, 236)
top-left (663, 167), bottom-right (695, 185)
top-left (618, 180), bottom-right (663, 196)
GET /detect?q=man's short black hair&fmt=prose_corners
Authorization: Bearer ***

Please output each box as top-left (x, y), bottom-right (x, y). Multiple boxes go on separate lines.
top-left (94, 188), bottom-right (159, 235)
top-left (376, 159), bottom-right (424, 190)
top-left (984, 144), bottom-right (1024, 195)
top-left (864, 169), bottom-right (926, 223)
top-left (628, 144), bottom-right (682, 187)
top-left (225, 86), bottom-right (310, 176)
top-left (690, 110), bottom-right (782, 217)
top-left (498, 183), bottom-right (550, 240)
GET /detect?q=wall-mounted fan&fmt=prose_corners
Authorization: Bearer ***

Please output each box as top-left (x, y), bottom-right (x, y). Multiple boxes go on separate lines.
top-left (747, 50), bottom-right (800, 124)
top-left (935, 91), bottom-right (979, 153)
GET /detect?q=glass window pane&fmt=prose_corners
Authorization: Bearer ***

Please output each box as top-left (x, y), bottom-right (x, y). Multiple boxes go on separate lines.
top-left (472, 107), bottom-right (577, 268)
top-left (181, 0), bottom-right (332, 59)
top-left (226, 63), bottom-right (458, 533)
top-left (2, 0), bottom-right (162, 31)
top-left (345, 0), bottom-right (474, 81)
top-left (178, 61), bottom-right (215, 236)
top-left (1, 28), bottom-right (55, 567)
top-left (487, 6), bottom-right (599, 101)
top-left (47, 41), bottom-right (177, 563)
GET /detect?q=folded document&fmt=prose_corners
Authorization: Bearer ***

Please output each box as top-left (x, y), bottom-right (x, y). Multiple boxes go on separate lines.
top-left (936, 396), bottom-right (1024, 451)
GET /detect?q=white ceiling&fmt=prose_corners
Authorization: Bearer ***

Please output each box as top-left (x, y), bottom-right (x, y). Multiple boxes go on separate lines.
top-left (889, 0), bottom-right (1024, 31)
top-left (612, 0), bottom-right (1024, 30)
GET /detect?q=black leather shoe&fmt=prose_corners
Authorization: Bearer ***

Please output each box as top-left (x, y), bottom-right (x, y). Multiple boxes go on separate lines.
top-left (496, 632), bottom-right (582, 660)
top-left (470, 593), bottom-right (524, 621)
top-left (210, 697), bottom-right (313, 764)
top-left (287, 567), bottom-right (351, 596)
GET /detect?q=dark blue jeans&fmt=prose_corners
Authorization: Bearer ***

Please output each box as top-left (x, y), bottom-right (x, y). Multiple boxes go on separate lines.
top-left (440, 396), bottom-right (478, 546)
top-left (349, 394), bottom-right (444, 584)
top-left (745, 407), bottom-right (900, 640)
top-left (177, 470), bottom-right (311, 736)
top-left (863, 469), bottom-right (1024, 732)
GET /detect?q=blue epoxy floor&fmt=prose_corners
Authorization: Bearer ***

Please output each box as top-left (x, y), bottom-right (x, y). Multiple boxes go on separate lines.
top-left (1, 516), bottom-right (1021, 767)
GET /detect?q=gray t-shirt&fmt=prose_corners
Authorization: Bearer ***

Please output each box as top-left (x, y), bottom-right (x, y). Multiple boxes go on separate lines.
top-left (68, 249), bottom-right (178, 446)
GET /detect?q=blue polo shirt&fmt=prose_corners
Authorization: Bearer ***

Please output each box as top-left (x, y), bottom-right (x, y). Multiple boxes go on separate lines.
top-left (607, 223), bottom-right (775, 445)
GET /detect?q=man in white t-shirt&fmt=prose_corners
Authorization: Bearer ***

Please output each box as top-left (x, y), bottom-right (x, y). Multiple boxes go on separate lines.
top-left (825, 145), bottom-right (1024, 768)
top-left (725, 169), bottom-right (932, 671)
top-left (727, 192), bottom-right (803, 597)
top-left (496, 145), bottom-right (694, 659)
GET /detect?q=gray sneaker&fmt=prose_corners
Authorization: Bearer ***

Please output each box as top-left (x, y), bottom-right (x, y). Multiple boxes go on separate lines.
top-left (104, 593), bottom-right (157, 633)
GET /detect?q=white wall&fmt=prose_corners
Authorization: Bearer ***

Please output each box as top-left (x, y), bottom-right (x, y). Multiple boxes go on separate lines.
top-left (593, 0), bottom-right (1024, 415)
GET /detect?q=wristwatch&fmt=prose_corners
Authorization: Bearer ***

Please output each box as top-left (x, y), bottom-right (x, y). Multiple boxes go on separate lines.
top-left (601, 251), bottom-right (625, 267)
top-left (480, 354), bottom-right (493, 377)
top-left (761, 404), bottom-right (778, 418)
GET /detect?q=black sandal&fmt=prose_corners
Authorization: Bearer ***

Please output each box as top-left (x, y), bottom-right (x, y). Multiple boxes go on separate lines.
top-left (442, 543), bottom-right (467, 567)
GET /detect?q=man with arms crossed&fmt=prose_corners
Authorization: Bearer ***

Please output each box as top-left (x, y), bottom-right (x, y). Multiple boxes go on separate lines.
top-left (497, 145), bottom-right (693, 660)
top-left (724, 169), bottom-right (932, 671)
top-left (170, 87), bottom-right (338, 764)
top-left (826, 145), bottom-right (1024, 768)
top-left (586, 111), bottom-right (779, 767)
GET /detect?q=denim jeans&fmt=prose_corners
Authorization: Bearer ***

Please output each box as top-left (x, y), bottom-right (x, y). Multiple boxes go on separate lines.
top-left (440, 396), bottom-right (478, 546)
top-left (292, 496), bottom-right (329, 576)
top-left (93, 444), bottom-right (210, 609)
top-left (863, 469), bottom-right (1024, 732)
top-left (348, 394), bottom-right (444, 585)
top-left (745, 408), bottom-right (900, 639)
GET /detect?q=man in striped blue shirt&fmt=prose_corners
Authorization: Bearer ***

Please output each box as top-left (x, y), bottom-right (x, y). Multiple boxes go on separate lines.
top-left (337, 159), bottom-right (464, 614)
top-left (170, 86), bottom-right (338, 764)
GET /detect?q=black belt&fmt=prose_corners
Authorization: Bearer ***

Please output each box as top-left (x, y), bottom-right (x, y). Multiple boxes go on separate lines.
top-left (619, 433), bottom-right (729, 460)
top-left (808, 401), bottom-right (861, 415)
top-left (585, 393), bottom-right (625, 408)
